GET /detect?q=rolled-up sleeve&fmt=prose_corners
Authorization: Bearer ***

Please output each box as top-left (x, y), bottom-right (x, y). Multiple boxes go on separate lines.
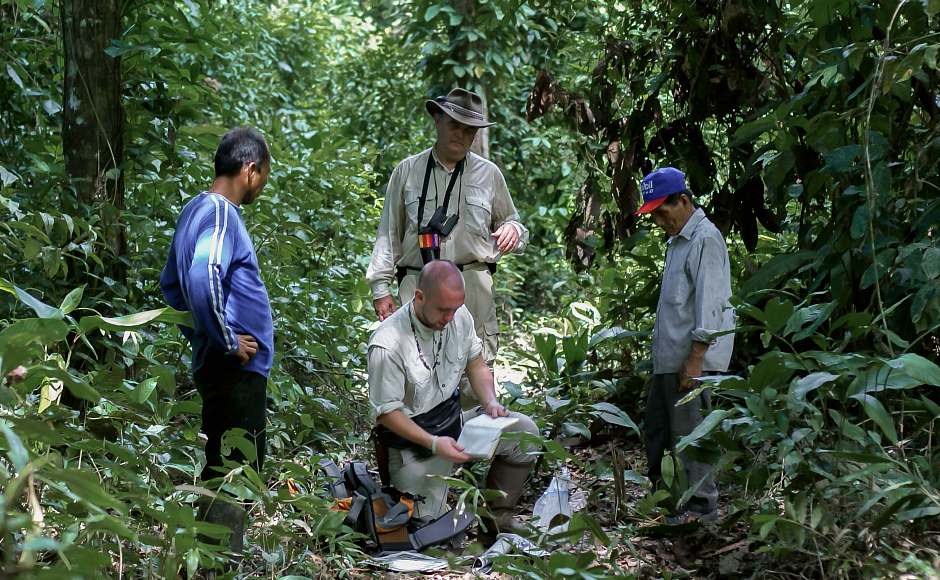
top-left (467, 315), bottom-right (484, 362)
top-left (489, 171), bottom-right (529, 254)
top-left (368, 345), bottom-right (407, 421)
top-left (689, 236), bottom-right (731, 344)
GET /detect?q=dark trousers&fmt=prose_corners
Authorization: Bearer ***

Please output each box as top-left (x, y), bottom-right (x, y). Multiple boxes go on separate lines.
top-left (193, 351), bottom-right (267, 483)
top-left (644, 373), bottom-right (718, 513)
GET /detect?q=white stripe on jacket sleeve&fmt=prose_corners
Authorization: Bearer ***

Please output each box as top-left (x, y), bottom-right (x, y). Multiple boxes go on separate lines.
top-left (207, 195), bottom-right (236, 352)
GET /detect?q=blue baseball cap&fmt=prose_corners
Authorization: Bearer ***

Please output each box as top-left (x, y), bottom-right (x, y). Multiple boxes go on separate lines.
top-left (636, 167), bottom-right (687, 215)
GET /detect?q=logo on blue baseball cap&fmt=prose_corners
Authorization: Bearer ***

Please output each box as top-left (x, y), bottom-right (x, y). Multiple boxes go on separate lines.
top-left (636, 167), bottom-right (687, 215)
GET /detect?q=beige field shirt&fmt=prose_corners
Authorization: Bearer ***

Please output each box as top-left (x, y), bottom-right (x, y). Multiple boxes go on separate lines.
top-left (368, 300), bottom-right (483, 421)
top-left (366, 148), bottom-right (529, 301)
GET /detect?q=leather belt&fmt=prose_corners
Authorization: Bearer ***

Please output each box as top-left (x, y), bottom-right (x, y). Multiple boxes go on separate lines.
top-left (395, 261), bottom-right (496, 284)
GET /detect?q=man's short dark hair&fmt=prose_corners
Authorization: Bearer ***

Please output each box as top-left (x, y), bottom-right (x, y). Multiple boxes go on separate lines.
top-left (214, 129), bottom-right (270, 178)
top-left (662, 189), bottom-right (696, 207)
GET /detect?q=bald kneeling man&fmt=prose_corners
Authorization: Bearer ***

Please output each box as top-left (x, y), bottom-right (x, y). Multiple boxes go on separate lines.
top-left (367, 260), bottom-right (537, 544)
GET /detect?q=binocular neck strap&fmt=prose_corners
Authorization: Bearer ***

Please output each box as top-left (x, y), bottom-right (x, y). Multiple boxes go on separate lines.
top-left (417, 152), bottom-right (464, 228)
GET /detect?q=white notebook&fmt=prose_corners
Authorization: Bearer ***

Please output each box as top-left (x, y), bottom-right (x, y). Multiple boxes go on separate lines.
top-left (457, 415), bottom-right (521, 459)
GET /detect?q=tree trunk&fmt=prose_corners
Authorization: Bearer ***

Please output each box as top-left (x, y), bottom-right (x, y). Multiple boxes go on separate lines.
top-left (470, 83), bottom-right (491, 160)
top-left (62, 0), bottom-right (125, 288)
top-left (452, 0), bottom-right (490, 160)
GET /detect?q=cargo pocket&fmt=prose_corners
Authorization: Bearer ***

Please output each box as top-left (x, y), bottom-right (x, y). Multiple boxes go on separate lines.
top-left (464, 192), bottom-right (492, 239)
top-left (482, 321), bottom-right (500, 366)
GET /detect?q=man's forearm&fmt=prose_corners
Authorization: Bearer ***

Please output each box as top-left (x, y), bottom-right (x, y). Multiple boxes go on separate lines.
top-left (678, 341), bottom-right (709, 391)
top-left (377, 409), bottom-right (434, 450)
top-left (686, 341), bottom-right (708, 365)
top-left (465, 355), bottom-right (498, 407)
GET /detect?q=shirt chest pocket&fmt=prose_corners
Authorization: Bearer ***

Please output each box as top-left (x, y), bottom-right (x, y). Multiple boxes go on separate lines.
top-left (440, 342), bottom-right (467, 394)
top-left (661, 258), bottom-right (693, 307)
top-left (405, 363), bottom-right (434, 410)
top-left (463, 188), bottom-right (492, 239)
top-left (404, 187), bottom-right (424, 232)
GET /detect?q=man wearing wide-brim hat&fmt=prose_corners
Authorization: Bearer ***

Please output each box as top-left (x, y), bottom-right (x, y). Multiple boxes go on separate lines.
top-left (366, 88), bottom-right (529, 401)
top-left (365, 89), bottom-right (532, 545)
top-left (635, 167), bottom-right (736, 523)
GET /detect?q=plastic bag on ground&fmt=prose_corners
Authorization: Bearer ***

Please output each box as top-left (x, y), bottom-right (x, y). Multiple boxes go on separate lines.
top-left (531, 468), bottom-right (572, 533)
top-left (472, 533), bottom-right (550, 574)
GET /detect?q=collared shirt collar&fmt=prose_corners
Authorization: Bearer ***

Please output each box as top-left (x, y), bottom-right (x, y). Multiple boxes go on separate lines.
top-left (410, 302), bottom-right (441, 341)
top-left (430, 147), bottom-right (465, 175)
top-left (673, 207), bottom-right (706, 242)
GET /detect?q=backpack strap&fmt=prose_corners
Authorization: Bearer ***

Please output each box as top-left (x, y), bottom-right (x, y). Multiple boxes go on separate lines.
top-left (343, 492), bottom-right (367, 529)
top-left (345, 461), bottom-right (382, 497)
top-left (409, 508), bottom-right (474, 551)
top-left (317, 458), bottom-right (348, 499)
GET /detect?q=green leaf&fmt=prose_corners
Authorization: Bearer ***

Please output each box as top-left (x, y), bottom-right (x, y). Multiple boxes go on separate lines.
top-left (6, 64), bottom-right (23, 89)
top-left (886, 353), bottom-right (940, 386)
top-left (0, 424), bottom-right (30, 471)
top-left (0, 166), bottom-right (19, 186)
top-left (591, 402), bottom-right (640, 436)
top-left (764, 298), bottom-right (794, 333)
top-left (0, 281), bottom-right (64, 319)
top-left (78, 307), bottom-right (193, 334)
top-left (911, 279), bottom-right (940, 323)
top-left (60, 285), bottom-right (85, 315)
top-left (42, 469), bottom-right (126, 513)
top-left (424, 5), bottom-right (442, 20)
top-left (137, 377), bottom-right (158, 403)
top-left (0, 318), bottom-right (69, 376)
top-left (872, 161), bottom-right (891, 196)
top-left (922, 247), bottom-right (940, 279)
top-left (149, 364), bottom-right (177, 395)
top-left (180, 125), bottom-right (228, 136)
top-left (738, 252), bottom-right (814, 298)
top-left (792, 301), bottom-right (839, 341)
top-left (37, 367), bottom-right (101, 403)
top-left (730, 116), bottom-right (775, 147)
top-left (791, 372), bottom-right (840, 401)
top-left (828, 451), bottom-right (897, 465)
top-left (675, 409), bottom-right (731, 453)
top-left (823, 145), bottom-right (862, 173)
top-left (749, 356), bottom-right (790, 391)
top-left (850, 205), bottom-right (869, 239)
top-left (93, 363), bottom-right (124, 392)
top-left (850, 393), bottom-right (899, 445)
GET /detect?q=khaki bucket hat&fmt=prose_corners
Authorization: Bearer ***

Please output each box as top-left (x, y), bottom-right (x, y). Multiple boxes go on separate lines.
top-left (426, 88), bottom-right (496, 128)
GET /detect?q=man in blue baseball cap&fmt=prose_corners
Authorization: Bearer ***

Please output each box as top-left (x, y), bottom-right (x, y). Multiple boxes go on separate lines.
top-left (635, 167), bottom-right (736, 523)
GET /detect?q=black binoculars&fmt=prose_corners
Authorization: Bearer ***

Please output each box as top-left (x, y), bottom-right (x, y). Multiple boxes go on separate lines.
top-left (418, 206), bottom-right (460, 264)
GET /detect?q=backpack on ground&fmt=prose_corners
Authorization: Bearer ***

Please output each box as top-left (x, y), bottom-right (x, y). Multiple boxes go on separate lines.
top-left (318, 459), bottom-right (473, 553)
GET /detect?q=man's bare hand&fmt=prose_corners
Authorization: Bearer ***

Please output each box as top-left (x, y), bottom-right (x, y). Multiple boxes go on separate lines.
top-left (374, 295), bottom-right (397, 321)
top-left (491, 223), bottom-right (519, 253)
top-left (235, 334), bottom-right (258, 366)
top-left (679, 342), bottom-right (708, 392)
top-left (484, 400), bottom-right (509, 418)
top-left (435, 436), bottom-right (470, 463)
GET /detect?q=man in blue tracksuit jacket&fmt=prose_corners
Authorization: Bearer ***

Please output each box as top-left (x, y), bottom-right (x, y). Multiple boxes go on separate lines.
top-left (161, 129), bottom-right (274, 490)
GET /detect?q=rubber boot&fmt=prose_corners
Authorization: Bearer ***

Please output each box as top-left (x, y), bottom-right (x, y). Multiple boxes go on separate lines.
top-left (197, 500), bottom-right (245, 572)
top-left (478, 457), bottom-right (533, 546)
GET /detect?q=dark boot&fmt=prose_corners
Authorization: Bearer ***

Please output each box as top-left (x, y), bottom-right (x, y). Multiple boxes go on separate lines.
top-left (478, 458), bottom-right (533, 546)
top-left (197, 499), bottom-right (245, 570)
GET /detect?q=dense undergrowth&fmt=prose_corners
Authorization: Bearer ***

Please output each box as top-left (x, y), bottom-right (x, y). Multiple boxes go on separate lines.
top-left (2, 0), bottom-right (940, 578)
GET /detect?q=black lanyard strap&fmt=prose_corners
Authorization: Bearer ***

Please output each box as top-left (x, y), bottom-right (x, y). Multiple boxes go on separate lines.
top-left (417, 151), bottom-right (464, 227)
